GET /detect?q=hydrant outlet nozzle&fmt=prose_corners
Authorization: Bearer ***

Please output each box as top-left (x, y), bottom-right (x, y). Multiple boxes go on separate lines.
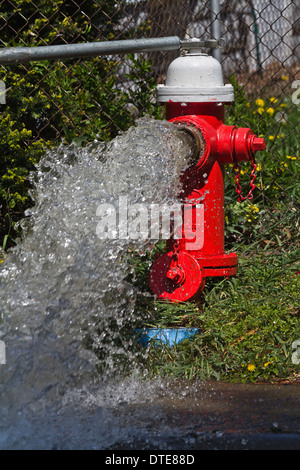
top-left (175, 123), bottom-right (204, 166)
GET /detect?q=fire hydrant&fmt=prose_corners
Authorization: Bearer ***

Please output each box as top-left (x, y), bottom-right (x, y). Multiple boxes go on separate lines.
top-left (149, 48), bottom-right (265, 302)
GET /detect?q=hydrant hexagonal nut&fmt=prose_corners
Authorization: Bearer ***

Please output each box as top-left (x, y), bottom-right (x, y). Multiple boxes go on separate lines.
top-left (166, 266), bottom-right (185, 285)
top-left (250, 136), bottom-right (266, 152)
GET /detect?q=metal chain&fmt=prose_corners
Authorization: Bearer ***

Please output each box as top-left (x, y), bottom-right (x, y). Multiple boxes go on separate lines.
top-left (233, 160), bottom-right (257, 203)
top-left (172, 240), bottom-right (180, 267)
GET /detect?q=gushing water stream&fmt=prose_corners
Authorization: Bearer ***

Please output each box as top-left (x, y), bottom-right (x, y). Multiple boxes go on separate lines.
top-left (0, 117), bottom-right (197, 449)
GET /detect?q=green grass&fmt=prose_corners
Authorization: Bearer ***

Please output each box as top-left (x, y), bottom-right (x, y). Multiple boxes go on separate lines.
top-left (130, 248), bottom-right (300, 383)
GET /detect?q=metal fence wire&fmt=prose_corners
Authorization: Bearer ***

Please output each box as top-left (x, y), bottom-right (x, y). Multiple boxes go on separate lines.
top-left (0, 0), bottom-right (299, 252)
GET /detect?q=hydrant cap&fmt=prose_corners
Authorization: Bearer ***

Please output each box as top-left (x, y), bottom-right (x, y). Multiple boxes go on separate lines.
top-left (157, 52), bottom-right (234, 103)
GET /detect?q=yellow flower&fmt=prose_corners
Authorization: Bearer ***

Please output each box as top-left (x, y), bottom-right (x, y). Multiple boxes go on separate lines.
top-left (270, 97), bottom-right (278, 103)
top-left (268, 135), bottom-right (275, 140)
top-left (266, 107), bottom-right (274, 116)
top-left (256, 163), bottom-right (262, 171)
top-left (264, 361), bottom-right (271, 367)
top-left (286, 155), bottom-right (297, 160)
top-left (257, 107), bottom-right (265, 115)
top-left (247, 364), bottom-right (256, 371)
top-left (281, 75), bottom-right (288, 80)
top-left (280, 103), bottom-right (287, 108)
top-left (255, 99), bottom-right (265, 107)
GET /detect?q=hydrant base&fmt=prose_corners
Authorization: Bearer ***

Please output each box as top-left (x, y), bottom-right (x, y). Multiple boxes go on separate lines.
top-left (198, 252), bottom-right (238, 277)
top-left (149, 251), bottom-right (237, 302)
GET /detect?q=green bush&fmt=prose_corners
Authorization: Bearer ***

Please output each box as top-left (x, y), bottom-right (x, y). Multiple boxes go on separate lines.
top-left (0, 0), bottom-right (162, 249)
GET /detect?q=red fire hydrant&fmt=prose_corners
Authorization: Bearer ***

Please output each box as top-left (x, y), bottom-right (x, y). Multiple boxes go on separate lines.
top-left (149, 49), bottom-right (265, 302)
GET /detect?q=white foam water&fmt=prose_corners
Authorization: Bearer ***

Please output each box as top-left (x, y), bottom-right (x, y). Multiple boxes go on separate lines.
top-left (0, 117), bottom-right (195, 449)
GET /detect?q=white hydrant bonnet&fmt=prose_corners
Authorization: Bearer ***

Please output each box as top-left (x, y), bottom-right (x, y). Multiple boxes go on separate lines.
top-left (157, 51), bottom-right (234, 103)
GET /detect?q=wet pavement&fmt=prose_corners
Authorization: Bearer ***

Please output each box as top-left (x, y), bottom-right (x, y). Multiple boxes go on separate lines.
top-left (108, 381), bottom-right (300, 450)
top-left (1, 377), bottom-right (299, 450)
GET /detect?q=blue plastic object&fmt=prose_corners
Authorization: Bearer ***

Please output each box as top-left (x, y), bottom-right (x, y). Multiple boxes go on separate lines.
top-left (134, 327), bottom-right (200, 348)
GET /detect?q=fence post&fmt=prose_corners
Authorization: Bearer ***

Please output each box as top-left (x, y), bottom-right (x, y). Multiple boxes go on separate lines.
top-left (210, 0), bottom-right (222, 63)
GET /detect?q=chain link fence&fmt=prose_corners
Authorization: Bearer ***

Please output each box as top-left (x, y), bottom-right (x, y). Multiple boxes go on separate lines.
top-left (0, 0), bottom-right (299, 254)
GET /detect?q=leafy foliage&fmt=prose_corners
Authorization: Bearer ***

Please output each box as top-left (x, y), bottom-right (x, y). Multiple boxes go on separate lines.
top-left (0, 0), bottom-right (161, 248)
